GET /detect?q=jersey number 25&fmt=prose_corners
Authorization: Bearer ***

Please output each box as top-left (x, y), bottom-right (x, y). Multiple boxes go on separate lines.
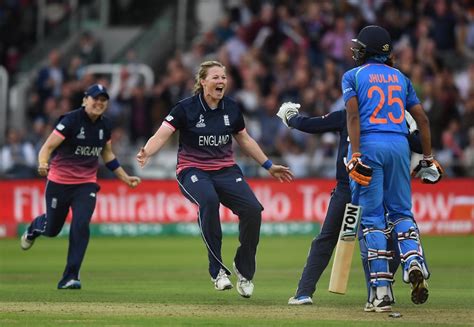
top-left (368, 85), bottom-right (405, 124)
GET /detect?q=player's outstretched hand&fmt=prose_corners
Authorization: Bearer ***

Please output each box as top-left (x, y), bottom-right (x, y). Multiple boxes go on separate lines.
top-left (268, 164), bottom-right (293, 182)
top-left (37, 162), bottom-right (49, 177)
top-left (136, 147), bottom-right (149, 168)
top-left (126, 176), bottom-right (142, 188)
top-left (346, 153), bottom-right (372, 186)
top-left (411, 156), bottom-right (444, 184)
top-left (277, 102), bottom-right (300, 127)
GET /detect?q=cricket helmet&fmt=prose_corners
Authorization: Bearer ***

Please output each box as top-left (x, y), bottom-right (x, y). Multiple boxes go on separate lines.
top-left (351, 25), bottom-right (392, 64)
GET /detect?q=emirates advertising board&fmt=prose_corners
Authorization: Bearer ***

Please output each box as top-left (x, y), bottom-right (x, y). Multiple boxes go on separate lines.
top-left (0, 179), bottom-right (472, 238)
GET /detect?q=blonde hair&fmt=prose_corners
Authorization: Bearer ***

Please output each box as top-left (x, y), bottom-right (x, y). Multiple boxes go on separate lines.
top-left (193, 60), bottom-right (225, 95)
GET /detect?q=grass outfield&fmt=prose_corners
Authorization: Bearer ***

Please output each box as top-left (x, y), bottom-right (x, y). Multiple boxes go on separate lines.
top-left (0, 235), bottom-right (473, 326)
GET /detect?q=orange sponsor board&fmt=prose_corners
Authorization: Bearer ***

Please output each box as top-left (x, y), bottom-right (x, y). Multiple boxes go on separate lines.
top-left (0, 179), bottom-right (472, 237)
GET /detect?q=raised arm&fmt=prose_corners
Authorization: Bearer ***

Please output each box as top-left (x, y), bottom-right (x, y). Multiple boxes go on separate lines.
top-left (233, 129), bottom-right (293, 182)
top-left (136, 125), bottom-right (174, 168)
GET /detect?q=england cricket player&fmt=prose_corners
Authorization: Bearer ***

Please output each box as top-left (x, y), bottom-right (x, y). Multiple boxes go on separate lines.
top-left (21, 84), bottom-right (141, 289)
top-left (137, 61), bottom-right (293, 298)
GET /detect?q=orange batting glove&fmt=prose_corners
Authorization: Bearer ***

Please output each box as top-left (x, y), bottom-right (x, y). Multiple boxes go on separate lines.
top-left (346, 152), bottom-right (372, 186)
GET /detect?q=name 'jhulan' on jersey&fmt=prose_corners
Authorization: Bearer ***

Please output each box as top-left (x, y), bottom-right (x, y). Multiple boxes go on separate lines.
top-left (341, 61), bottom-right (420, 135)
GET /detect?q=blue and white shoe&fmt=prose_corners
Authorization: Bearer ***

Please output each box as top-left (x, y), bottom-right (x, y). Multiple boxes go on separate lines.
top-left (20, 231), bottom-right (35, 250)
top-left (58, 279), bottom-right (81, 290)
top-left (288, 295), bottom-right (313, 305)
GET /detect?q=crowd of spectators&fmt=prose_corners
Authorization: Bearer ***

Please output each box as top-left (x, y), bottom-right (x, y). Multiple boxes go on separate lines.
top-left (1, 0), bottom-right (473, 179)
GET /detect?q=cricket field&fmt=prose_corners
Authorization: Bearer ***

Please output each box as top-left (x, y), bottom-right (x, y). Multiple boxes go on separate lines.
top-left (0, 235), bottom-right (472, 326)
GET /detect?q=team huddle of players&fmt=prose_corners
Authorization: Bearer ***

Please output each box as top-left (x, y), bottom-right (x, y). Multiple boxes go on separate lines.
top-left (21, 25), bottom-right (443, 312)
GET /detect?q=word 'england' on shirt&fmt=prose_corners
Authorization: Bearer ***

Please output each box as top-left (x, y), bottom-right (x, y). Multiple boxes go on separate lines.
top-left (198, 134), bottom-right (230, 147)
top-left (74, 145), bottom-right (103, 156)
top-left (368, 73), bottom-right (399, 83)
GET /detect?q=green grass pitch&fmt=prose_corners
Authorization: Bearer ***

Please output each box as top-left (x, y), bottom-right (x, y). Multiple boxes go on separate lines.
top-left (1, 235), bottom-right (473, 326)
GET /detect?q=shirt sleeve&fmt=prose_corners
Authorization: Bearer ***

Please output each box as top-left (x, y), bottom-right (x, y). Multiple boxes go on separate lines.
top-left (54, 114), bottom-right (74, 139)
top-left (233, 107), bottom-right (246, 134)
top-left (341, 71), bottom-right (357, 104)
top-left (288, 110), bottom-right (345, 133)
top-left (405, 76), bottom-right (421, 111)
top-left (163, 103), bottom-right (186, 131)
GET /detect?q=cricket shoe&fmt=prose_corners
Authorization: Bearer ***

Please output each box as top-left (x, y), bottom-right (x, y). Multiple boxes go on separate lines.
top-left (233, 262), bottom-right (254, 298)
top-left (58, 279), bottom-right (82, 290)
top-left (20, 231), bottom-right (35, 250)
top-left (370, 295), bottom-right (392, 313)
top-left (212, 268), bottom-right (233, 291)
top-left (408, 261), bottom-right (429, 304)
top-left (288, 295), bottom-right (313, 305)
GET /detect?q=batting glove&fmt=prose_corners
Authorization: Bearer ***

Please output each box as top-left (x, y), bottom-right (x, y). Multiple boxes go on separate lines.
top-left (277, 102), bottom-right (300, 127)
top-left (411, 156), bottom-right (444, 184)
top-left (346, 153), bottom-right (372, 186)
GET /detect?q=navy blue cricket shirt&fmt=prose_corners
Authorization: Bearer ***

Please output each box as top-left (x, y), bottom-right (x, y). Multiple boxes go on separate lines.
top-left (50, 107), bottom-right (112, 184)
top-left (162, 93), bottom-right (245, 174)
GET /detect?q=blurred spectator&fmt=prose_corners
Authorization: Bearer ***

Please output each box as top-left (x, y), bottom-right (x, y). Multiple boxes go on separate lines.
top-left (462, 127), bottom-right (474, 177)
top-left (77, 31), bottom-right (102, 65)
top-left (441, 119), bottom-right (465, 175)
top-left (36, 49), bottom-right (66, 105)
top-left (0, 129), bottom-right (36, 179)
top-left (311, 133), bottom-right (337, 178)
top-left (15, 0), bottom-right (474, 178)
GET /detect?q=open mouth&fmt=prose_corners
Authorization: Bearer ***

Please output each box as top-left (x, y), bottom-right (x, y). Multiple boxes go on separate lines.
top-left (216, 86), bottom-right (224, 94)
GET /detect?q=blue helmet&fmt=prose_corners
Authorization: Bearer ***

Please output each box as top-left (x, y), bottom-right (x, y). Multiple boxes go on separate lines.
top-left (351, 25), bottom-right (392, 64)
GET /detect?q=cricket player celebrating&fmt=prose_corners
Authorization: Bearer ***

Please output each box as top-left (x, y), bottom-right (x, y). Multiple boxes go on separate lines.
top-left (21, 84), bottom-right (141, 289)
top-left (137, 61), bottom-right (293, 298)
top-left (342, 25), bottom-right (444, 312)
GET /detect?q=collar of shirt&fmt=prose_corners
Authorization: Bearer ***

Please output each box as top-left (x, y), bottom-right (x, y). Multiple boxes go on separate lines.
top-left (81, 106), bottom-right (103, 123)
top-left (198, 93), bottom-right (225, 112)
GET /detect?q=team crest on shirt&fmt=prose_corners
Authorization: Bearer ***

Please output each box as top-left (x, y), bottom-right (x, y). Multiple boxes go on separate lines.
top-left (76, 127), bottom-right (86, 139)
top-left (196, 114), bottom-right (206, 128)
top-left (99, 129), bottom-right (103, 140)
top-left (223, 115), bottom-right (230, 126)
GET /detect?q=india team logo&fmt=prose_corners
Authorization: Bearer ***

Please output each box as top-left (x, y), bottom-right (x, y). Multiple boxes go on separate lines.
top-left (223, 115), bottom-right (230, 126)
top-left (196, 114), bottom-right (206, 128)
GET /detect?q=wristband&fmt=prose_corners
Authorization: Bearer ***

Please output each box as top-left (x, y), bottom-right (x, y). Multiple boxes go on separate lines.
top-left (423, 154), bottom-right (434, 161)
top-left (262, 159), bottom-right (273, 170)
top-left (105, 158), bottom-right (120, 171)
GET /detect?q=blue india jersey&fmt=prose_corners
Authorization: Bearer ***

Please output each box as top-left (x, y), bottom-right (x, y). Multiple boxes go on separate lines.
top-left (341, 59), bottom-right (420, 135)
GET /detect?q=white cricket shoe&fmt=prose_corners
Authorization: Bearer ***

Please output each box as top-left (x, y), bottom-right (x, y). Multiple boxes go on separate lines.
top-left (371, 295), bottom-right (392, 313)
top-left (20, 231), bottom-right (34, 250)
top-left (288, 296), bottom-right (313, 305)
top-left (233, 262), bottom-right (254, 298)
top-left (212, 269), bottom-right (233, 291)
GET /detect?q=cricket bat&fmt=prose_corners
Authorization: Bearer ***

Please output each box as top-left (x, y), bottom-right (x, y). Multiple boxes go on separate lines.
top-left (328, 202), bottom-right (362, 294)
